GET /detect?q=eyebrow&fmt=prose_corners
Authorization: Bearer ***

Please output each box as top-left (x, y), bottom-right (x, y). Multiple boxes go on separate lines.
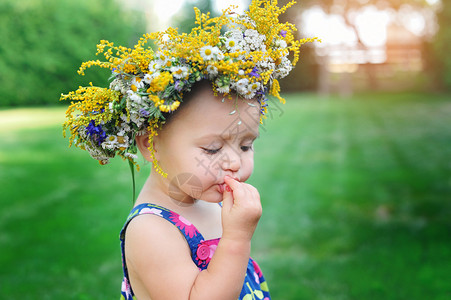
top-left (197, 130), bottom-right (260, 142)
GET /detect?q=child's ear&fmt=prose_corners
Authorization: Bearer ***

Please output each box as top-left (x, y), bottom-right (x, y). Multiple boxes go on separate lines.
top-left (135, 134), bottom-right (154, 162)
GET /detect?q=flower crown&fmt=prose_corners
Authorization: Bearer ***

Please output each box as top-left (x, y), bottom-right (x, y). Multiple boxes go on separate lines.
top-left (61, 0), bottom-right (318, 177)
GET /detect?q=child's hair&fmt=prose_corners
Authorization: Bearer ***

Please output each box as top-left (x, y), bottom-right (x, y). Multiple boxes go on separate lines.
top-left (60, 0), bottom-right (319, 176)
top-left (161, 80), bottom-right (212, 127)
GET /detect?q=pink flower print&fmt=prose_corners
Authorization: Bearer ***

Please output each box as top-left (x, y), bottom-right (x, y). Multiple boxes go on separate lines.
top-left (170, 213), bottom-right (198, 238)
top-left (252, 260), bottom-right (263, 277)
top-left (140, 207), bottom-right (163, 217)
top-left (254, 271), bottom-right (260, 284)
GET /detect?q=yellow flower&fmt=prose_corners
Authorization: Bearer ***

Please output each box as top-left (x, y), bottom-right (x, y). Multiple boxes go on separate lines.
top-left (148, 72), bottom-right (173, 93)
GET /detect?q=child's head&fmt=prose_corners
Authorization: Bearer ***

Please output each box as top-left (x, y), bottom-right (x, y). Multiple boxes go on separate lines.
top-left (61, 0), bottom-right (318, 187)
top-left (136, 80), bottom-right (260, 203)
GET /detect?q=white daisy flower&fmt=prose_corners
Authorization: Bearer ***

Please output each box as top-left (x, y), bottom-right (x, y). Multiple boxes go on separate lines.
top-left (154, 52), bottom-right (174, 68)
top-left (225, 38), bottom-right (240, 52)
top-left (243, 90), bottom-right (256, 100)
top-left (155, 52), bottom-right (167, 63)
top-left (236, 78), bottom-right (249, 87)
top-left (131, 77), bottom-right (144, 89)
top-left (200, 46), bottom-right (215, 61)
top-left (200, 46), bottom-right (222, 61)
top-left (215, 50), bottom-right (224, 60)
top-left (127, 91), bottom-right (142, 104)
top-left (143, 71), bottom-right (161, 85)
top-left (101, 135), bottom-right (119, 150)
top-left (115, 135), bottom-right (129, 150)
top-left (107, 135), bottom-right (117, 143)
top-left (170, 65), bottom-right (189, 79)
top-left (207, 65), bottom-right (218, 77)
top-left (148, 61), bottom-right (162, 73)
top-left (248, 81), bottom-right (261, 93)
top-left (235, 78), bottom-right (250, 95)
top-left (130, 112), bottom-right (145, 127)
top-left (143, 73), bottom-right (153, 84)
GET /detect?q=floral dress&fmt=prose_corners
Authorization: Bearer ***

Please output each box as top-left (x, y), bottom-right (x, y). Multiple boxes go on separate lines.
top-left (120, 203), bottom-right (271, 300)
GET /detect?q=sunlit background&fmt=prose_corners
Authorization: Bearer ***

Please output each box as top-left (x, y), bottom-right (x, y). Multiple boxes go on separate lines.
top-left (1, 0), bottom-right (450, 299)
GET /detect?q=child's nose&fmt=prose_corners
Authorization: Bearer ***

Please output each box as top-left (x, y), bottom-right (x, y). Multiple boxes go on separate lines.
top-left (220, 148), bottom-right (240, 172)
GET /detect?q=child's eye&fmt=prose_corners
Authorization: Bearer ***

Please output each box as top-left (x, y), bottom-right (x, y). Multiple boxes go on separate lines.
top-left (241, 145), bottom-right (253, 152)
top-left (202, 147), bottom-right (221, 155)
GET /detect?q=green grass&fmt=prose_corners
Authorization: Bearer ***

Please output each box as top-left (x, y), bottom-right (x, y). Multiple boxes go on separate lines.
top-left (1, 92), bottom-right (450, 299)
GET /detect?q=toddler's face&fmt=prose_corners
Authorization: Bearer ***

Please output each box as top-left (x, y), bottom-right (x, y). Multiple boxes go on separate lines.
top-left (154, 87), bottom-right (260, 204)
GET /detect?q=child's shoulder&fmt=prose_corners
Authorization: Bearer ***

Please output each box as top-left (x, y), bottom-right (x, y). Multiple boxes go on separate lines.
top-left (125, 212), bottom-right (188, 249)
top-left (123, 208), bottom-right (202, 299)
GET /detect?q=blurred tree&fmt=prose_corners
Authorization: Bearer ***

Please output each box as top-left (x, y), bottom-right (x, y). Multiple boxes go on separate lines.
top-left (0, 0), bottom-right (145, 106)
top-left (276, 0), bottom-right (320, 92)
top-left (432, 1), bottom-right (451, 90)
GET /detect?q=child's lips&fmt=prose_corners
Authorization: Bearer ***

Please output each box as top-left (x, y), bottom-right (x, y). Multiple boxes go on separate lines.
top-left (218, 183), bottom-right (226, 193)
top-left (218, 177), bottom-right (239, 193)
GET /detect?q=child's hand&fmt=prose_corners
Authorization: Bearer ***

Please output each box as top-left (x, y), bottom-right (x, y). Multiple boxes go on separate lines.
top-left (221, 176), bottom-right (262, 242)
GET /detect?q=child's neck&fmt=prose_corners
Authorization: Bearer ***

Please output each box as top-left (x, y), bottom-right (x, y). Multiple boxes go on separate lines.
top-left (135, 173), bottom-right (223, 240)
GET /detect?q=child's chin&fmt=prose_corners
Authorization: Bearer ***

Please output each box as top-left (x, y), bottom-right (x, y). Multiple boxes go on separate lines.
top-left (198, 190), bottom-right (223, 204)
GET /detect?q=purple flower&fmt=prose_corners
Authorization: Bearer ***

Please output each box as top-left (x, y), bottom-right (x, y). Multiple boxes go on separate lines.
top-left (174, 80), bottom-right (184, 92)
top-left (258, 95), bottom-right (269, 115)
top-left (139, 109), bottom-right (150, 117)
top-left (280, 30), bottom-right (287, 37)
top-left (249, 67), bottom-right (260, 78)
top-left (85, 120), bottom-right (106, 145)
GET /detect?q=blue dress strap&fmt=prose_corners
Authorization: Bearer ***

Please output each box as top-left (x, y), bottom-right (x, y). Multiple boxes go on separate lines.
top-left (120, 203), bottom-right (205, 257)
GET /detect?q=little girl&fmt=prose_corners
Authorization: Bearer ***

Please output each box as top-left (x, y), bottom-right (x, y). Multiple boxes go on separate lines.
top-left (123, 80), bottom-right (265, 299)
top-left (61, 1), bottom-right (316, 298)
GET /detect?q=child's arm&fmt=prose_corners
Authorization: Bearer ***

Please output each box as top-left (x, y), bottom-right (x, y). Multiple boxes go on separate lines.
top-left (124, 176), bottom-right (262, 300)
top-left (190, 176), bottom-right (262, 299)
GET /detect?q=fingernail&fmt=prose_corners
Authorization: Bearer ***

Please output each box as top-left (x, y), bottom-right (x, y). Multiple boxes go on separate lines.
top-left (225, 185), bottom-right (232, 192)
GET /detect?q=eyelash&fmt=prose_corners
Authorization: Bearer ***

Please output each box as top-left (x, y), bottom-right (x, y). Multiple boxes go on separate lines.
top-left (202, 145), bottom-right (253, 155)
top-left (241, 145), bottom-right (252, 152)
top-left (202, 148), bottom-right (221, 155)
